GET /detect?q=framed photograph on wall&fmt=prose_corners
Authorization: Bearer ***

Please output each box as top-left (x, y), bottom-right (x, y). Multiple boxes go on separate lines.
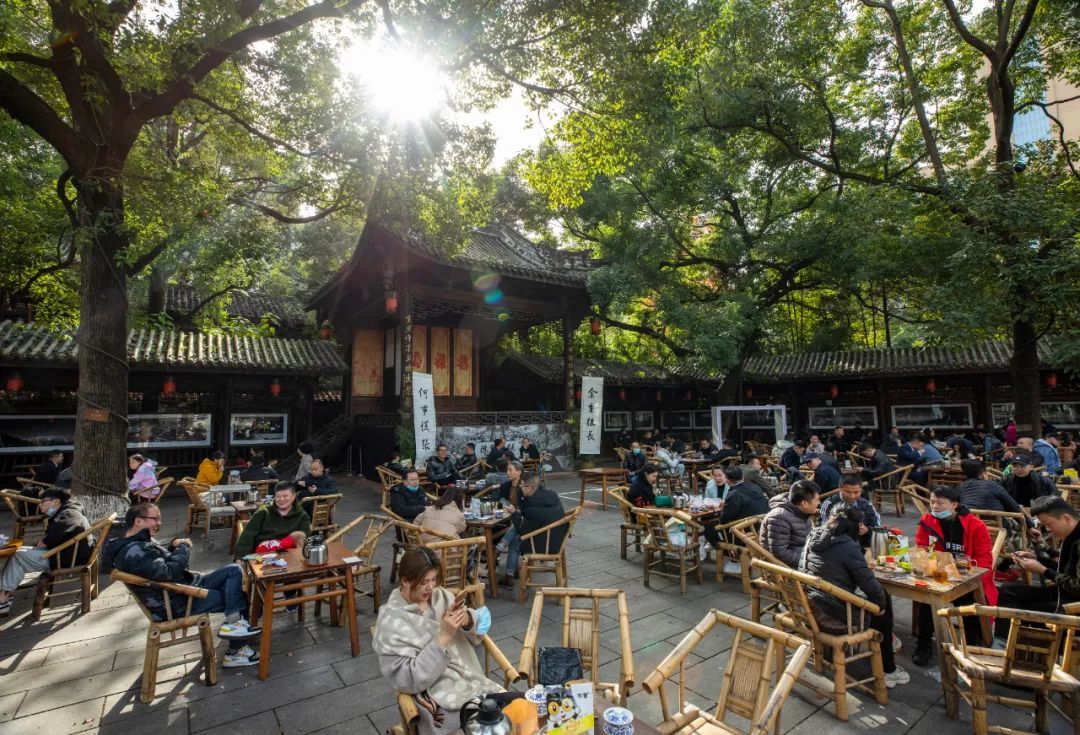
top-left (0, 415), bottom-right (77, 454)
top-left (633, 411), bottom-right (654, 430)
top-left (891, 404), bottom-right (973, 430)
top-left (994, 401), bottom-right (1080, 428)
top-left (128, 414), bottom-right (212, 449)
top-left (603, 411), bottom-right (630, 432)
top-left (692, 410), bottom-right (712, 429)
top-left (230, 413), bottom-right (289, 445)
top-left (808, 405), bottom-right (879, 429)
top-left (668, 410), bottom-right (692, 429)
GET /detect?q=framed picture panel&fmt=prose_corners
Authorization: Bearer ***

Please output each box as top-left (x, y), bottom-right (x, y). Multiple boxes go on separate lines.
top-left (633, 411), bottom-right (654, 430)
top-left (692, 410), bottom-right (713, 429)
top-left (738, 408), bottom-right (780, 429)
top-left (604, 411), bottom-right (630, 432)
top-left (230, 413), bottom-right (289, 445)
top-left (808, 405), bottom-right (879, 429)
top-left (128, 414), bottom-right (212, 449)
top-left (891, 404), bottom-right (973, 430)
top-left (993, 402), bottom-right (1080, 428)
top-left (667, 410), bottom-right (692, 430)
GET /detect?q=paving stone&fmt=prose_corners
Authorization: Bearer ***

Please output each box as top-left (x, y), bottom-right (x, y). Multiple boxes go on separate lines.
top-left (191, 710), bottom-right (279, 735)
top-left (0, 691), bottom-right (25, 722)
top-left (274, 677), bottom-right (395, 733)
top-left (187, 665), bottom-right (342, 732)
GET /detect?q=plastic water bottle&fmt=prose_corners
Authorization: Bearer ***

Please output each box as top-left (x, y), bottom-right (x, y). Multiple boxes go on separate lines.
top-left (470, 497), bottom-right (481, 516)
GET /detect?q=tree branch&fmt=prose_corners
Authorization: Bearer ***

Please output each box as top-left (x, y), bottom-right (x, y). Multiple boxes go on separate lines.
top-left (188, 284), bottom-right (244, 318)
top-left (1, 52), bottom-right (57, 69)
top-left (188, 94), bottom-right (325, 157)
top-left (0, 70), bottom-right (82, 166)
top-left (941, 0), bottom-right (995, 58)
top-left (56, 169), bottom-right (79, 227)
top-left (12, 227), bottom-right (77, 301)
top-left (237, 199), bottom-right (346, 223)
top-left (594, 311), bottom-right (691, 358)
top-left (1004, 0), bottom-right (1040, 67)
top-left (126, 227), bottom-right (186, 277)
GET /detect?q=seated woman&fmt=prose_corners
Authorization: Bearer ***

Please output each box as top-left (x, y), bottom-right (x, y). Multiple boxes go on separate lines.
top-left (800, 506), bottom-right (909, 688)
top-left (196, 450), bottom-right (226, 486)
top-left (415, 486), bottom-right (467, 544)
top-left (627, 464), bottom-right (659, 507)
top-left (128, 454), bottom-right (160, 501)
top-left (911, 484), bottom-right (995, 666)
top-left (374, 547), bottom-right (505, 735)
top-left (655, 438), bottom-right (686, 480)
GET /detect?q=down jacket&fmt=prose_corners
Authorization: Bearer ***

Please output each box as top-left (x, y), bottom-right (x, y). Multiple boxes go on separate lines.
top-left (915, 507), bottom-right (998, 605)
top-left (958, 478), bottom-right (1022, 514)
top-left (760, 494), bottom-right (815, 568)
top-left (799, 526), bottom-right (887, 629)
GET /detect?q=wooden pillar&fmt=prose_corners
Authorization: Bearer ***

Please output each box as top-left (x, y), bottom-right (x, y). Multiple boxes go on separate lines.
top-left (981, 374), bottom-right (994, 428)
top-left (788, 381), bottom-right (800, 435)
top-left (304, 379), bottom-right (315, 438)
top-left (219, 377), bottom-right (233, 454)
top-left (876, 378), bottom-right (888, 434)
top-left (562, 315), bottom-right (574, 417)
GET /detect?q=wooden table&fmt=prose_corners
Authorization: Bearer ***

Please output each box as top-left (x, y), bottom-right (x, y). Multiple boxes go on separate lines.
top-left (246, 541), bottom-right (361, 680)
top-left (228, 500), bottom-right (260, 554)
top-left (0, 539), bottom-right (24, 560)
top-left (681, 459), bottom-right (715, 493)
top-left (578, 468), bottom-right (625, 510)
top-left (465, 515), bottom-right (512, 599)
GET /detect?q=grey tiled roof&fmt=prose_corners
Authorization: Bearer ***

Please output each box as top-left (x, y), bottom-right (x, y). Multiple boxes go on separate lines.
top-left (744, 340), bottom-right (1051, 382)
top-left (165, 285), bottom-right (304, 326)
top-left (0, 321), bottom-right (346, 375)
top-left (509, 353), bottom-right (719, 387)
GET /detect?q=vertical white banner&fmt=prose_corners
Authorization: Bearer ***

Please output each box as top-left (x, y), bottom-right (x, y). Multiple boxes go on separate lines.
top-left (578, 376), bottom-right (604, 455)
top-left (412, 372), bottom-right (437, 465)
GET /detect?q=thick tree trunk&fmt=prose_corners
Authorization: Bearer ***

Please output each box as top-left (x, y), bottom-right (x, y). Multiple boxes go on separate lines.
top-left (148, 266), bottom-right (167, 316)
top-left (1009, 315), bottom-right (1042, 435)
top-left (71, 182), bottom-right (132, 519)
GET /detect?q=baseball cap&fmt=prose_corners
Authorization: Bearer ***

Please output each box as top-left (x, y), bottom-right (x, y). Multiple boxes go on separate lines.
top-left (1011, 454), bottom-right (1034, 466)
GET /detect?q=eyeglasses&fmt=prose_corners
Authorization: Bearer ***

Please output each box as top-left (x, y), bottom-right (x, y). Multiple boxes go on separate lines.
top-left (139, 515), bottom-right (162, 521)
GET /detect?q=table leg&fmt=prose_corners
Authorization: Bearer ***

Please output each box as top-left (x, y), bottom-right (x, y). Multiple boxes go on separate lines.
top-left (579, 475), bottom-right (586, 508)
top-left (329, 578), bottom-right (341, 627)
top-left (344, 567), bottom-right (359, 656)
top-left (258, 580), bottom-right (275, 680)
top-left (601, 476), bottom-right (609, 511)
top-left (485, 527), bottom-right (498, 600)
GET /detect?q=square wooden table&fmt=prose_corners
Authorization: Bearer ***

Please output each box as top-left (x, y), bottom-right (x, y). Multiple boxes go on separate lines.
top-left (245, 540), bottom-right (361, 680)
top-left (578, 468), bottom-right (626, 510)
top-left (465, 515), bottom-right (512, 599)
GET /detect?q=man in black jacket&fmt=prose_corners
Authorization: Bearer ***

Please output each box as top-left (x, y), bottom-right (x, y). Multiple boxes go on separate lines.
top-left (860, 444), bottom-right (896, 484)
top-left (295, 458), bottom-right (337, 501)
top-left (34, 450), bottom-right (64, 487)
top-left (389, 469), bottom-right (430, 522)
top-left (105, 503), bottom-right (261, 667)
top-left (958, 459), bottom-right (1022, 514)
top-left (240, 453), bottom-right (278, 482)
top-left (827, 426), bottom-right (853, 455)
top-left (455, 442), bottom-right (480, 477)
top-left (623, 442), bottom-right (647, 476)
top-left (0, 488), bottom-right (89, 614)
top-left (425, 444), bottom-right (459, 487)
top-left (779, 441), bottom-right (806, 472)
top-left (499, 472), bottom-right (565, 586)
top-left (485, 438), bottom-right (515, 468)
top-left (804, 454), bottom-right (841, 494)
top-left (1002, 455), bottom-right (1059, 506)
top-left (703, 465), bottom-right (769, 549)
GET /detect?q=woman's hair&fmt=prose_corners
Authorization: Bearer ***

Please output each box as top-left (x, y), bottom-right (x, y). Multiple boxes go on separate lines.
top-left (930, 484), bottom-right (960, 503)
top-left (643, 463), bottom-right (660, 477)
top-left (434, 485), bottom-right (460, 509)
top-left (398, 546), bottom-right (442, 586)
top-left (210, 450), bottom-right (225, 460)
top-left (826, 505), bottom-right (864, 540)
top-left (129, 453), bottom-right (146, 464)
top-left (298, 441), bottom-right (314, 455)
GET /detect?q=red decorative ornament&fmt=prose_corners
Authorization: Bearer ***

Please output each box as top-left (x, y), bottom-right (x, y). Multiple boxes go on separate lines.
top-left (574, 388), bottom-right (582, 401)
top-left (589, 317), bottom-right (601, 335)
top-left (162, 375), bottom-right (176, 397)
top-left (319, 324), bottom-right (332, 340)
top-left (6, 373), bottom-right (23, 392)
top-left (925, 377), bottom-right (937, 394)
top-left (385, 290), bottom-right (399, 315)
top-left (655, 389), bottom-right (663, 402)
top-left (618, 388), bottom-right (627, 401)
top-left (685, 389), bottom-right (693, 401)
top-left (1044, 372), bottom-right (1058, 389)
top-left (828, 384), bottom-right (839, 399)
top-left (270, 378), bottom-right (282, 398)
top-left (743, 386), bottom-right (753, 399)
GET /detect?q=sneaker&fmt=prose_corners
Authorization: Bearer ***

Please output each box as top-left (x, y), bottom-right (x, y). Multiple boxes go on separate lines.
top-left (892, 633), bottom-right (903, 654)
top-left (219, 618), bottom-right (262, 639)
top-left (885, 666), bottom-right (910, 688)
top-left (912, 643), bottom-right (933, 667)
top-left (223, 645), bottom-right (259, 668)
top-left (722, 560), bottom-right (743, 575)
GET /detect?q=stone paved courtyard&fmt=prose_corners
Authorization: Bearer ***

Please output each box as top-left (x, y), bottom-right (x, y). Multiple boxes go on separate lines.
top-left (1, 472), bottom-right (1074, 734)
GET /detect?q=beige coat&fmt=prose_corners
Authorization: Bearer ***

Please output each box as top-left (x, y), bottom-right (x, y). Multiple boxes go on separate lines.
top-left (415, 504), bottom-right (467, 544)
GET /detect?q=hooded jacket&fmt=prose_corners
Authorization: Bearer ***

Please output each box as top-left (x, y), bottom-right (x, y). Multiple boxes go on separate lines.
top-left (915, 507), bottom-right (998, 605)
top-left (234, 501), bottom-right (311, 557)
top-left (718, 482), bottom-right (769, 525)
top-left (958, 478), bottom-right (1021, 514)
top-left (195, 458), bottom-right (223, 486)
top-left (800, 526), bottom-right (886, 628)
top-left (42, 499), bottom-right (92, 570)
top-left (103, 528), bottom-right (197, 619)
top-left (761, 494), bottom-right (815, 568)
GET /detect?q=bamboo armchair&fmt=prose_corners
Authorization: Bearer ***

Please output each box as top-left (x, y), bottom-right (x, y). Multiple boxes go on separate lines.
top-left (111, 569), bottom-right (218, 703)
top-left (16, 477), bottom-right (60, 495)
top-left (731, 518), bottom-right (785, 622)
top-left (1, 489), bottom-right (46, 540)
top-left (247, 478), bottom-right (278, 497)
top-left (638, 507), bottom-right (704, 594)
top-left (427, 536), bottom-right (488, 607)
top-left (868, 464), bottom-right (912, 516)
top-left (750, 559), bottom-right (888, 722)
top-left (902, 483), bottom-right (932, 515)
top-left (938, 605), bottom-right (1080, 735)
top-left (382, 508), bottom-right (454, 583)
top-left (456, 461), bottom-right (481, 480)
top-left (518, 506), bottom-right (582, 603)
top-left (32, 513), bottom-right (117, 620)
top-left (300, 492), bottom-right (342, 535)
top-left (518, 588), bottom-right (635, 705)
top-left (710, 513), bottom-right (765, 593)
top-left (376, 465), bottom-right (401, 493)
top-left (642, 609), bottom-right (813, 735)
top-left (324, 513), bottom-right (394, 614)
top-left (391, 635), bottom-right (521, 735)
top-left (130, 476), bottom-right (174, 505)
top-left (969, 508), bottom-right (1034, 583)
top-left (607, 485), bottom-right (646, 559)
top-left (179, 478), bottom-right (235, 537)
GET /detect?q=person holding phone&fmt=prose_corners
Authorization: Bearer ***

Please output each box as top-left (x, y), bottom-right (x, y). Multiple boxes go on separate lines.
top-left (374, 547), bottom-right (503, 735)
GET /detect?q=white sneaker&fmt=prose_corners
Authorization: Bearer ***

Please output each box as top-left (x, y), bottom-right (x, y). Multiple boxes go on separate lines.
top-left (219, 618), bottom-right (262, 639)
top-left (723, 560), bottom-right (743, 575)
top-left (885, 665), bottom-right (910, 688)
top-left (892, 633), bottom-right (903, 654)
top-left (223, 645), bottom-right (259, 668)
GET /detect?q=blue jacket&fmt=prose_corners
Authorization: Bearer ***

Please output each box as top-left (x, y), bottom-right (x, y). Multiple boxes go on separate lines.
top-left (1034, 439), bottom-right (1062, 475)
top-left (812, 462), bottom-right (842, 493)
top-left (922, 443), bottom-right (944, 462)
top-left (898, 443), bottom-right (925, 467)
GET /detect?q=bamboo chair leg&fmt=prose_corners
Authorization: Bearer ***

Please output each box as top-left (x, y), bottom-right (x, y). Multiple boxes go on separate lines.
top-left (81, 572), bottom-right (92, 614)
top-left (620, 528), bottom-right (628, 559)
top-left (373, 571), bottom-right (382, 613)
top-left (870, 639), bottom-right (888, 704)
top-left (199, 620), bottom-right (219, 686)
top-left (942, 655), bottom-right (960, 719)
top-left (679, 554), bottom-right (686, 595)
top-left (32, 575), bottom-right (51, 621)
top-left (142, 629), bottom-right (161, 703)
top-left (90, 560), bottom-right (100, 600)
top-left (971, 677), bottom-right (989, 735)
top-left (1035, 690), bottom-right (1048, 734)
top-left (643, 549), bottom-right (651, 588)
top-left (695, 552), bottom-right (702, 585)
top-left (833, 644), bottom-right (848, 721)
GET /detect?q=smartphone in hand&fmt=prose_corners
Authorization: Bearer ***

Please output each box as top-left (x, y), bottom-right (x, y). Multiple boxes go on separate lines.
top-left (451, 591), bottom-right (468, 610)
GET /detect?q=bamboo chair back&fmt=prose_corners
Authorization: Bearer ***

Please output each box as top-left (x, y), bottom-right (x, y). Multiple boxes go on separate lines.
top-left (607, 485), bottom-right (646, 559)
top-left (327, 512), bottom-right (393, 554)
top-left (941, 605), bottom-right (1078, 682)
top-left (133, 476), bottom-right (174, 504)
top-left (519, 588), bottom-right (635, 705)
top-left (641, 609), bottom-right (812, 735)
top-left (520, 505), bottom-right (581, 555)
top-left (638, 507), bottom-right (699, 553)
top-left (34, 513), bottom-right (116, 619)
top-left (247, 478), bottom-right (278, 496)
top-left (751, 559), bottom-right (878, 637)
top-left (1, 489), bottom-right (45, 539)
top-left (607, 485), bottom-right (638, 525)
top-left (16, 477), bottom-right (59, 494)
top-left (427, 536), bottom-right (487, 605)
top-left (376, 465), bottom-right (402, 492)
top-left (300, 493), bottom-right (342, 534)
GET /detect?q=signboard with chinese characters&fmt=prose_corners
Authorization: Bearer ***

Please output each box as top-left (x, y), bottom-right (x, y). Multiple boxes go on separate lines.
top-left (412, 372), bottom-right (438, 464)
top-left (431, 326), bottom-right (451, 396)
top-left (411, 325), bottom-right (427, 372)
top-left (578, 376), bottom-right (604, 455)
top-left (453, 328), bottom-right (473, 396)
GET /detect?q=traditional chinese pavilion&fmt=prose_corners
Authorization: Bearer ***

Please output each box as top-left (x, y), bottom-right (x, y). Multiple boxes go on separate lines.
top-left (306, 219), bottom-right (595, 474)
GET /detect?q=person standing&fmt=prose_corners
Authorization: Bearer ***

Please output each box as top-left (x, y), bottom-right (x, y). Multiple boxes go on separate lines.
top-left (294, 442), bottom-right (315, 482)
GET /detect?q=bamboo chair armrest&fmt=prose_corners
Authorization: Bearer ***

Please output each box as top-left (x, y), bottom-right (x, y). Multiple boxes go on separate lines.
top-left (481, 635), bottom-right (522, 682)
top-left (519, 508), bottom-right (579, 541)
top-left (642, 612), bottom-right (717, 694)
top-left (111, 569), bottom-right (210, 598)
top-left (2, 490), bottom-right (42, 505)
top-left (874, 464), bottom-right (913, 482)
top-left (397, 692), bottom-right (421, 730)
top-left (1063, 602), bottom-right (1080, 615)
top-left (40, 514), bottom-right (115, 559)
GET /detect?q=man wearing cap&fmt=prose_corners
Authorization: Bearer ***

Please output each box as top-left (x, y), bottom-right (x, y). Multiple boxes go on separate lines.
top-left (803, 453), bottom-right (841, 494)
top-left (1033, 432), bottom-right (1062, 475)
top-left (1002, 455), bottom-right (1059, 506)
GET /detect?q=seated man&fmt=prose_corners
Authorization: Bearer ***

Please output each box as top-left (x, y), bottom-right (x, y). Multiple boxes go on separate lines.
top-left (1033, 432), bottom-right (1063, 475)
top-left (697, 436), bottom-right (721, 461)
top-left (519, 436), bottom-right (542, 460)
top-left (1001, 454), bottom-right (1058, 506)
top-left (388, 469), bottom-right (430, 522)
top-left (958, 458), bottom-right (1022, 514)
top-left (779, 441), bottom-right (806, 473)
top-left (425, 443), bottom-right (460, 487)
top-left (703, 465), bottom-right (769, 549)
top-left (859, 443), bottom-right (896, 486)
top-left (803, 453), bottom-right (841, 494)
top-left (627, 464), bottom-right (660, 507)
top-left (623, 442), bottom-right (647, 476)
top-left (234, 483), bottom-right (310, 557)
top-left (898, 435), bottom-right (929, 486)
top-left (826, 426), bottom-right (853, 455)
top-left (880, 427), bottom-right (903, 455)
top-left (772, 433), bottom-right (795, 460)
top-left (455, 442), bottom-right (480, 476)
top-left (0, 487), bottom-right (89, 615)
top-left (240, 453), bottom-right (278, 483)
top-left (761, 480), bottom-right (820, 567)
top-left (997, 496), bottom-right (1080, 637)
top-left (107, 503), bottom-right (261, 667)
top-left (295, 458), bottom-right (337, 501)
top-left (34, 450), bottom-right (64, 487)
top-left (485, 438), bottom-right (515, 468)
top-left (499, 471), bottom-right (564, 586)
top-left (820, 474), bottom-right (880, 546)
top-left (807, 434), bottom-right (826, 454)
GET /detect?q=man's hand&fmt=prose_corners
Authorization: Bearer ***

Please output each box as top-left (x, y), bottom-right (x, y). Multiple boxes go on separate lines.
top-left (502, 504), bottom-right (516, 514)
top-left (171, 538), bottom-right (192, 549)
top-left (1012, 550), bottom-right (1046, 575)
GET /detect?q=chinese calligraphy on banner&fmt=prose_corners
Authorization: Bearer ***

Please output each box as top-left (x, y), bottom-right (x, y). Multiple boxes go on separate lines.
top-left (351, 329), bottom-right (384, 397)
top-left (412, 372), bottom-right (438, 464)
top-left (453, 329), bottom-right (473, 396)
top-left (578, 376), bottom-right (604, 454)
top-left (431, 327), bottom-right (450, 396)
top-left (411, 325), bottom-right (427, 372)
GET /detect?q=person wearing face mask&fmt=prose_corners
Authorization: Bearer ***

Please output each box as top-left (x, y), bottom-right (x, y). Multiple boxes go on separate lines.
top-left (911, 485), bottom-right (995, 666)
top-left (0, 487), bottom-right (90, 615)
top-left (390, 469), bottom-right (431, 522)
top-left (623, 441), bottom-right (647, 476)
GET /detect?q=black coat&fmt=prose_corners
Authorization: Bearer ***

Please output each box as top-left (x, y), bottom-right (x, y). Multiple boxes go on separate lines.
top-left (627, 473), bottom-right (656, 507)
top-left (520, 444), bottom-right (541, 460)
top-left (1001, 473), bottom-right (1059, 506)
top-left (42, 499), bottom-right (92, 570)
top-left (296, 471), bottom-right (337, 501)
top-left (497, 478), bottom-right (524, 507)
top-left (623, 451), bottom-right (646, 474)
top-left (719, 482), bottom-right (769, 525)
top-left (512, 486), bottom-right (566, 554)
top-left (425, 456), bottom-right (459, 485)
top-left (959, 478), bottom-right (1022, 514)
top-left (861, 450), bottom-right (896, 482)
top-left (389, 484), bottom-right (429, 522)
top-left (35, 459), bottom-right (61, 486)
top-left (779, 447), bottom-right (803, 471)
top-left (104, 529), bottom-right (197, 619)
top-left (812, 462), bottom-right (842, 493)
top-left (240, 464), bottom-right (278, 482)
top-left (800, 526), bottom-right (886, 627)
top-left (897, 444), bottom-right (925, 468)
top-left (485, 447), bottom-right (515, 468)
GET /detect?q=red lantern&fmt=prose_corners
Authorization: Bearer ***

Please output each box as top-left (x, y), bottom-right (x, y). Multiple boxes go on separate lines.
top-left (589, 317), bottom-right (601, 335)
top-left (270, 378), bottom-right (282, 397)
top-left (925, 377), bottom-right (936, 394)
top-left (384, 290), bottom-right (398, 315)
top-left (618, 388), bottom-right (627, 401)
top-left (1044, 372), bottom-right (1058, 389)
top-left (574, 388), bottom-right (582, 401)
top-left (162, 375), bottom-right (176, 397)
top-left (744, 386), bottom-right (753, 399)
top-left (319, 323), bottom-right (332, 340)
top-left (5, 372), bottom-right (23, 392)
top-left (685, 389), bottom-right (693, 401)
top-left (655, 389), bottom-right (662, 402)
top-left (828, 384), bottom-right (839, 399)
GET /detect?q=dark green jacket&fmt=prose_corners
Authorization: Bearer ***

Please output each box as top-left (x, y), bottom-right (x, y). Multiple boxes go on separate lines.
top-left (234, 502), bottom-right (311, 557)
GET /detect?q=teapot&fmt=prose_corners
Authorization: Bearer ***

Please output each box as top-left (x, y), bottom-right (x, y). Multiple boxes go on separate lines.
top-left (302, 532), bottom-right (328, 565)
top-left (464, 698), bottom-right (512, 735)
